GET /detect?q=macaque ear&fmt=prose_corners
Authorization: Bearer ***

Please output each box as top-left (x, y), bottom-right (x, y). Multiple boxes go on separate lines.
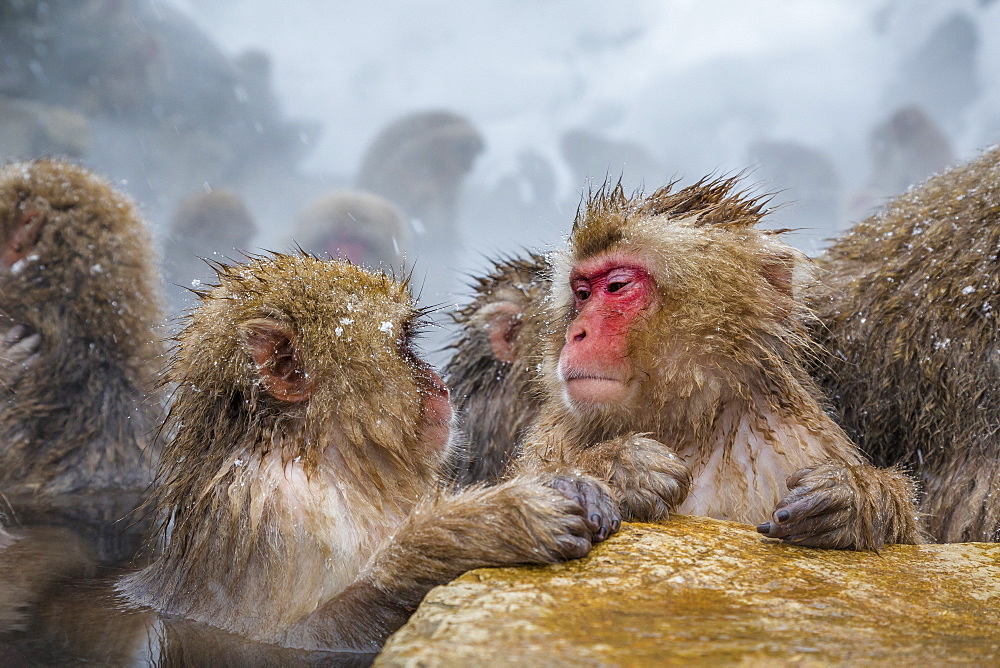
top-left (1, 208), bottom-right (45, 268)
top-left (478, 301), bottom-right (523, 364)
top-left (243, 318), bottom-right (312, 403)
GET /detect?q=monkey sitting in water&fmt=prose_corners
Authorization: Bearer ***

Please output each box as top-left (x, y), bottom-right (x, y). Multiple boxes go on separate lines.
top-left (0, 159), bottom-right (165, 563)
top-left (451, 178), bottom-right (924, 551)
top-left (34, 253), bottom-right (617, 660)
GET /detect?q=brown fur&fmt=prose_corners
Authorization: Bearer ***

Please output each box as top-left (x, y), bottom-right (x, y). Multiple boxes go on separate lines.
top-left (516, 177), bottom-right (923, 550)
top-left (445, 252), bottom-right (550, 484)
top-left (811, 144), bottom-right (1000, 543)
top-left (116, 253), bottom-right (616, 652)
top-left (0, 159), bottom-right (166, 562)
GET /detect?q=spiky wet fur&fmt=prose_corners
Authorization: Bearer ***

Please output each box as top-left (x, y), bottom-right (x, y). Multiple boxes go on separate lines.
top-left (118, 254), bottom-right (603, 649)
top-left (445, 252), bottom-right (550, 484)
top-left (0, 159), bottom-right (165, 560)
top-left (521, 177), bottom-right (923, 548)
top-left (811, 143), bottom-right (1000, 542)
top-left (119, 256), bottom-right (434, 635)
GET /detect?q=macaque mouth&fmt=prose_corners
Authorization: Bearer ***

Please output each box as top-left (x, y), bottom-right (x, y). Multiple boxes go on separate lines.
top-left (564, 373), bottom-right (623, 383)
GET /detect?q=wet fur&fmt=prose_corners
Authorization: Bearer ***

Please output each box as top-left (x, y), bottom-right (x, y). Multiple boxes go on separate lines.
top-left (811, 144), bottom-right (1000, 542)
top-left (0, 159), bottom-right (165, 561)
top-left (118, 254), bottom-right (616, 651)
top-left (518, 177), bottom-right (923, 550)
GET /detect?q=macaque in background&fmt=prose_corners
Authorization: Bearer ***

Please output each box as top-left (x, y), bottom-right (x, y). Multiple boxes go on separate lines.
top-left (356, 110), bottom-right (484, 241)
top-left (294, 189), bottom-right (412, 268)
top-left (162, 188), bottom-right (258, 314)
top-left (848, 106), bottom-right (954, 221)
top-left (560, 128), bottom-right (667, 196)
top-left (445, 252), bottom-right (550, 485)
top-left (29, 253), bottom-right (618, 659)
top-left (0, 159), bottom-right (166, 563)
top-left (459, 178), bottom-right (923, 550)
top-left (811, 144), bottom-right (1000, 543)
top-left (356, 110), bottom-right (484, 307)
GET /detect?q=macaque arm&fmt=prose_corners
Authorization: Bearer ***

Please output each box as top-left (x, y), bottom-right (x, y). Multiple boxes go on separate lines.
top-left (283, 473), bottom-right (619, 651)
top-left (520, 421), bottom-right (691, 523)
top-left (757, 461), bottom-right (925, 550)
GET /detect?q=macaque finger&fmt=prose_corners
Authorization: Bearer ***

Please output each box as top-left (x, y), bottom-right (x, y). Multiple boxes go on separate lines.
top-left (3, 324), bottom-right (28, 346)
top-left (4, 332), bottom-right (41, 364)
top-left (0, 326), bottom-right (40, 389)
top-left (757, 505), bottom-right (851, 540)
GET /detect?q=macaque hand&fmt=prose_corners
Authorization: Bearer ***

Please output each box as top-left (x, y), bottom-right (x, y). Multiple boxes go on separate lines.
top-left (0, 324), bottom-right (40, 388)
top-left (757, 463), bottom-right (860, 549)
top-left (605, 435), bottom-right (692, 523)
top-left (548, 473), bottom-right (621, 552)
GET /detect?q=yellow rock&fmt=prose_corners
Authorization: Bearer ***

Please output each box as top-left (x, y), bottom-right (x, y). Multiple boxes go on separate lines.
top-left (377, 516), bottom-right (1000, 666)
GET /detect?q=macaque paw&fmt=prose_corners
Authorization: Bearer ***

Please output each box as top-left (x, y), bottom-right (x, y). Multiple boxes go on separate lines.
top-left (549, 474), bottom-right (621, 543)
top-left (609, 435), bottom-right (692, 523)
top-left (756, 464), bottom-right (858, 549)
top-left (540, 474), bottom-right (620, 560)
top-left (0, 324), bottom-right (40, 387)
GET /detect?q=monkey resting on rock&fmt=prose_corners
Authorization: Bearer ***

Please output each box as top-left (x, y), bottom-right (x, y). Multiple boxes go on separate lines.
top-left (452, 177), bottom-right (925, 551)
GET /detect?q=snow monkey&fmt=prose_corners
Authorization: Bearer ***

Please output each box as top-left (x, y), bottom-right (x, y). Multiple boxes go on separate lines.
top-left (0, 158), bottom-right (166, 563)
top-left (503, 178), bottom-right (923, 550)
top-left (104, 254), bottom-right (618, 654)
top-left (811, 144), bottom-right (1000, 543)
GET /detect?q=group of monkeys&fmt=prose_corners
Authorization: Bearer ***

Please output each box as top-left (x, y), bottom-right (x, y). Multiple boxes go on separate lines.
top-left (0, 144), bottom-right (997, 661)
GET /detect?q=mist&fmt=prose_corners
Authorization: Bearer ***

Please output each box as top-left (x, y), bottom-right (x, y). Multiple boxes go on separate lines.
top-left (3, 0), bottom-right (999, 356)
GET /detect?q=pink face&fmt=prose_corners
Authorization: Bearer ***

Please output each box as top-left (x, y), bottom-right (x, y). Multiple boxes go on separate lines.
top-left (558, 253), bottom-right (655, 408)
top-left (414, 361), bottom-right (453, 453)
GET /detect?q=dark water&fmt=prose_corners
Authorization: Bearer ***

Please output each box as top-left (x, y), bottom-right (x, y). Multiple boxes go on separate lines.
top-left (0, 518), bottom-right (375, 666)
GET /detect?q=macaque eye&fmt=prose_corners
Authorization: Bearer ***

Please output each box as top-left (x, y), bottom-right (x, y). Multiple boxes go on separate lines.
top-left (575, 288), bottom-right (591, 301)
top-left (607, 281), bottom-right (628, 293)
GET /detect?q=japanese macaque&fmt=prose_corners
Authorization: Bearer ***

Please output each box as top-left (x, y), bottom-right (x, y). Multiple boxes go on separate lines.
top-left (445, 253), bottom-right (550, 485)
top-left (293, 189), bottom-right (411, 268)
top-left (356, 110), bottom-right (484, 305)
top-left (486, 178), bottom-right (923, 550)
top-left (356, 110), bottom-right (484, 238)
top-left (162, 188), bottom-right (258, 314)
top-left (0, 159), bottom-right (165, 563)
top-left (848, 107), bottom-right (955, 221)
top-left (85, 254), bottom-right (618, 655)
top-left (811, 144), bottom-right (1000, 543)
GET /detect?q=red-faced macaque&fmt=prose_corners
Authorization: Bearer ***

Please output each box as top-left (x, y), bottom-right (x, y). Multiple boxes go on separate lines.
top-left (513, 178), bottom-right (924, 550)
top-left (0, 159), bottom-right (166, 564)
top-left (293, 189), bottom-right (412, 269)
top-left (34, 254), bottom-right (617, 660)
top-left (810, 143), bottom-right (1000, 543)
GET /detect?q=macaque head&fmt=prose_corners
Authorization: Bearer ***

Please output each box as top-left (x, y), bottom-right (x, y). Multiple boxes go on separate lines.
top-left (545, 179), bottom-right (811, 423)
top-left (175, 254), bottom-right (451, 473)
top-left (0, 159), bottom-right (162, 348)
top-left (295, 190), bottom-right (411, 269)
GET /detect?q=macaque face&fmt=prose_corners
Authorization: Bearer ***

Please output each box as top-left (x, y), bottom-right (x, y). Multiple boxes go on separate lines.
top-left (558, 252), bottom-right (655, 408)
top-left (412, 356), bottom-right (453, 453)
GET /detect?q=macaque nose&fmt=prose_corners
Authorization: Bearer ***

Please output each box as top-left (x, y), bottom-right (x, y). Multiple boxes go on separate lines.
top-left (567, 321), bottom-right (587, 343)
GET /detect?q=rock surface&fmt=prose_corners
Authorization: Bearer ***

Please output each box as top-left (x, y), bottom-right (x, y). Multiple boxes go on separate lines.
top-left (376, 515), bottom-right (1000, 666)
